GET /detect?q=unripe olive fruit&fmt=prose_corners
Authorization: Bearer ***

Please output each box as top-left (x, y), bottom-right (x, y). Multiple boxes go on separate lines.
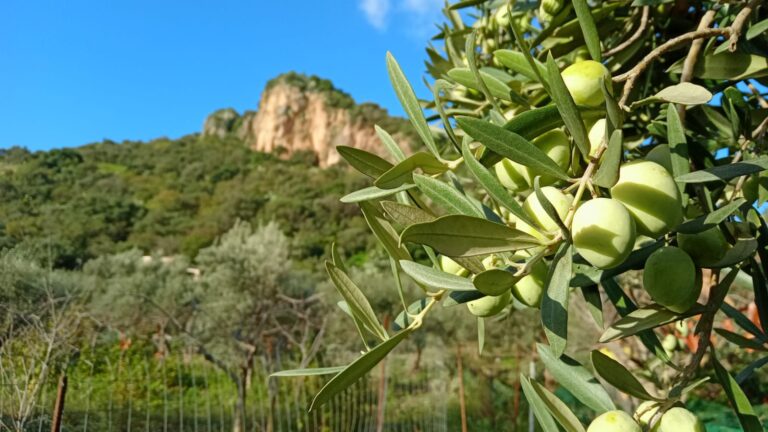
top-left (634, 401), bottom-right (660, 428)
top-left (494, 7), bottom-right (511, 27)
top-left (572, 198), bottom-right (636, 269)
top-left (651, 407), bottom-right (705, 432)
top-left (587, 410), bottom-right (642, 432)
top-left (644, 246), bottom-right (699, 313)
top-left (523, 186), bottom-right (572, 233)
top-left (511, 259), bottom-right (547, 307)
top-left (611, 161), bottom-right (683, 238)
top-left (530, 129), bottom-right (571, 186)
top-left (662, 333), bottom-right (678, 353)
top-left (467, 290), bottom-right (511, 317)
top-left (587, 118), bottom-right (606, 157)
top-left (440, 255), bottom-right (469, 277)
top-left (562, 61), bottom-right (612, 107)
top-left (495, 159), bottom-right (529, 192)
top-left (646, 144), bottom-right (673, 173)
top-left (677, 227), bottom-right (728, 267)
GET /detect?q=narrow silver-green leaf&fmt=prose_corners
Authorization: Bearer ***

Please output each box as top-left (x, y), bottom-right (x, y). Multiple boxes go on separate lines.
top-left (340, 184), bottom-right (415, 203)
top-left (473, 268), bottom-right (520, 296)
top-left (326, 262), bottom-right (389, 341)
top-left (530, 379), bottom-right (587, 432)
top-left (711, 349), bottom-right (765, 432)
top-left (541, 244), bottom-right (573, 357)
top-left (457, 116), bottom-right (570, 181)
top-left (591, 350), bottom-right (662, 401)
top-left (309, 328), bottom-right (412, 411)
top-left (400, 214), bottom-right (541, 257)
top-left (381, 201), bottom-right (435, 226)
top-left (676, 158), bottom-right (768, 183)
top-left (600, 303), bottom-right (704, 343)
top-left (375, 152), bottom-right (448, 189)
top-left (337, 146), bottom-right (393, 179)
top-left (399, 260), bottom-right (476, 291)
top-left (360, 201), bottom-right (412, 262)
top-left (592, 129), bottom-right (623, 188)
top-left (493, 49), bottom-right (548, 82)
top-left (537, 344), bottom-right (615, 413)
top-left (534, 177), bottom-right (570, 241)
top-left (520, 375), bottom-right (560, 432)
top-left (447, 67), bottom-right (519, 102)
top-left (375, 125), bottom-right (406, 162)
top-left (545, 53), bottom-right (590, 159)
top-left (413, 174), bottom-right (484, 217)
top-left (271, 366), bottom-right (347, 378)
top-left (676, 198), bottom-right (746, 234)
top-left (461, 142), bottom-right (536, 227)
top-left (667, 104), bottom-right (690, 197)
top-left (386, 52), bottom-right (439, 156)
top-left (571, 0), bottom-right (601, 62)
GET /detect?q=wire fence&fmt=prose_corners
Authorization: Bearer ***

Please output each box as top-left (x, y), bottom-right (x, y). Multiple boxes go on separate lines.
top-left (0, 349), bottom-right (453, 432)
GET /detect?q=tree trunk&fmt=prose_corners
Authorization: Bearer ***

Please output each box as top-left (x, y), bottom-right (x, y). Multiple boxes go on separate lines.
top-left (457, 343), bottom-right (467, 432)
top-left (232, 369), bottom-right (247, 432)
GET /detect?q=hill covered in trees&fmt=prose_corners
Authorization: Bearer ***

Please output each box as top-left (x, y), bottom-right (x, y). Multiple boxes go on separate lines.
top-left (0, 72), bottom-right (415, 269)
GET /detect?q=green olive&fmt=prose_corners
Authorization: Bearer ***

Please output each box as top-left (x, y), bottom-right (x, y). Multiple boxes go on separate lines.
top-left (677, 227), bottom-right (729, 268)
top-left (562, 60), bottom-right (612, 107)
top-left (495, 158), bottom-right (529, 192)
top-left (587, 410), bottom-right (642, 432)
top-left (467, 290), bottom-right (511, 317)
top-left (611, 160), bottom-right (683, 238)
top-left (523, 186), bottom-right (572, 232)
top-left (494, 129), bottom-right (571, 190)
top-left (587, 118), bottom-right (606, 157)
top-left (650, 407), bottom-right (705, 432)
top-left (440, 255), bottom-right (469, 277)
top-left (512, 260), bottom-right (547, 308)
top-left (643, 246), bottom-right (700, 313)
top-left (662, 333), bottom-right (678, 353)
top-left (573, 198), bottom-right (636, 269)
top-left (634, 401), bottom-right (660, 428)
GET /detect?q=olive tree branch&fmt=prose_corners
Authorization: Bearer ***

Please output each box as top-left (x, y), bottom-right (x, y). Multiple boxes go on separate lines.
top-left (613, 28), bottom-right (731, 108)
top-left (729, 0), bottom-right (762, 52)
top-left (602, 6), bottom-right (650, 58)
top-left (678, 8), bottom-right (719, 121)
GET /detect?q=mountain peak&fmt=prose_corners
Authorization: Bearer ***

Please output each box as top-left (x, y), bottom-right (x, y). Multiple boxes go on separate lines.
top-left (202, 72), bottom-right (413, 167)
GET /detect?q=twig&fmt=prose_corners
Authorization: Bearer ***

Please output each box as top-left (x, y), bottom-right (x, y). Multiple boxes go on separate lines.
top-left (602, 6), bottom-right (650, 58)
top-left (729, 0), bottom-right (762, 52)
top-left (677, 270), bottom-right (721, 385)
top-left (614, 28), bottom-right (731, 108)
top-left (748, 81), bottom-right (768, 108)
top-left (678, 9), bottom-right (719, 122)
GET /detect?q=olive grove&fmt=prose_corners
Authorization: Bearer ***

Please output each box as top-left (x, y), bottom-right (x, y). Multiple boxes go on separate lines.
top-left (277, 0), bottom-right (768, 430)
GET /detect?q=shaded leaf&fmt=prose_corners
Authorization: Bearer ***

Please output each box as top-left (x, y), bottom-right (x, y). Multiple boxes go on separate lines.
top-left (520, 375), bottom-right (560, 432)
top-left (676, 158), bottom-right (768, 183)
top-left (592, 129), bottom-right (623, 188)
top-left (310, 328), bottom-right (412, 411)
top-left (591, 350), bottom-right (662, 401)
top-left (711, 349), bottom-right (764, 431)
top-left (375, 152), bottom-right (448, 189)
top-left (337, 146), bottom-right (393, 178)
top-left (545, 53), bottom-right (589, 158)
top-left (473, 268), bottom-right (521, 296)
top-left (538, 344), bottom-right (615, 413)
top-left (340, 184), bottom-right (415, 203)
top-left (571, 0), bottom-right (601, 62)
top-left (381, 201), bottom-right (435, 226)
top-left (542, 244), bottom-right (573, 357)
top-left (360, 201), bottom-right (413, 262)
top-left (400, 214), bottom-right (541, 257)
top-left (530, 379), bottom-right (586, 432)
top-left (600, 303), bottom-right (705, 343)
top-left (327, 262), bottom-right (389, 341)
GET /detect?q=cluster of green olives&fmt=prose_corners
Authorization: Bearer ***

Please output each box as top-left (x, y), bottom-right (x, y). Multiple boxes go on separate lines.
top-left (586, 405), bottom-right (705, 432)
top-left (446, 60), bottom-right (735, 319)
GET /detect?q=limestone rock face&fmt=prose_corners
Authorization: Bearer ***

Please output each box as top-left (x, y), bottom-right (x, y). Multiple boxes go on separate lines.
top-left (203, 73), bottom-right (413, 167)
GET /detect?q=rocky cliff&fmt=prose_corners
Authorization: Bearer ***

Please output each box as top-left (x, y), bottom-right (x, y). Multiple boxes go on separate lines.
top-left (202, 73), bottom-right (414, 167)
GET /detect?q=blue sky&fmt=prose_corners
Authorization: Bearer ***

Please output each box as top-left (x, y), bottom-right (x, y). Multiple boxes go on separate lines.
top-left (0, 0), bottom-right (445, 151)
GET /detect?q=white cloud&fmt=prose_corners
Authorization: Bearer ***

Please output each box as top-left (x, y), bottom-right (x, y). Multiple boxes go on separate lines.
top-left (360, 0), bottom-right (391, 30)
top-left (360, 0), bottom-right (443, 36)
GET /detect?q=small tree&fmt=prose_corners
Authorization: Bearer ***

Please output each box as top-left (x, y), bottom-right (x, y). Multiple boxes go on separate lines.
top-left (279, 1), bottom-right (768, 430)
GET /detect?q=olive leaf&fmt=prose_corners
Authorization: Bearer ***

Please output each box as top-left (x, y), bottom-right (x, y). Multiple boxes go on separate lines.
top-left (456, 116), bottom-right (570, 181)
top-left (592, 129), bottom-right (623, 188)
top-left (399, 260), bottom-right (476, 291)
top-left (537, 344), bottom-right (615, 413)
top-left (520, 375), bottom-right (560, 432)
top-left (374, 152), bottom-right (448, 189)
top-left (545, 53), bottom-right (590, 159)
top-left (711, 349), bottom-right (765, 431)
top-left (337, 146), bottom-right (393, 179)
top-left (571, 0), bottom-right (601, 62)
top-left (374, 125), bottom-right (406, 162)
top-left (529, 378), bottom-right (586, 432)
top-left (360, 201), bottom-right (412, 262)
top-left (400, 214), bottom-right (541, 257)
top-left (600, 303), bottom-right (705, 343)
top-left (675, 198), bottom-right (746, 234)
top-left (381, 201), bottom-right (435, 226)
top-left (271, 366), bottom-right (347, 378)
top-left (447, 67), bottom-right (520, 102)
top-left (541, 244), bottom-right (573, 357)
top-left (473, 268), bottom-right (520, 296)
top-left (386, 52), bottom-right (439, 157)
top-left (340, 184), bottom-right (415, 203)
top-left (591, 350), bottom-right (663, 401)
top-left (493, 49), bottom-right (547, 82)
top-left (326, 262), bottom-right (389, 342)
top-left (675, 158), bottom-right (768, 183)
top-left (413, 174), bottom-right (485, 217)
top-left (631, 83), bottom-right (713, 108)
top-left (309, 328), bottom-right (413, 411)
